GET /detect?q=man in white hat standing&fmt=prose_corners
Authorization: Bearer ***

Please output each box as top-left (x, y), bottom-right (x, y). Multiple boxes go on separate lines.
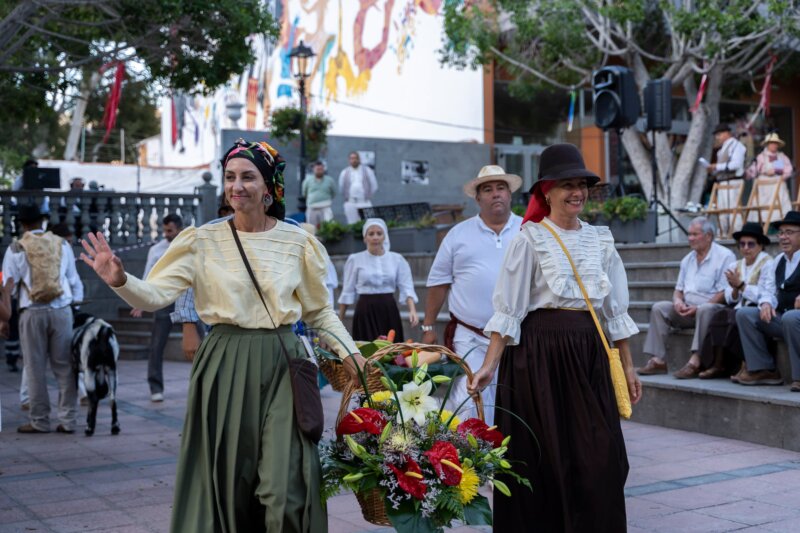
top-left (422, 165), bottom-right (522, 424)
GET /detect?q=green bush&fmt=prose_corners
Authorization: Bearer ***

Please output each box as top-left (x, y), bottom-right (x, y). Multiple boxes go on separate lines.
top-left (600, 196), bottom-right (648, 222)
top-left (317, 220), bottom-right (349, 243)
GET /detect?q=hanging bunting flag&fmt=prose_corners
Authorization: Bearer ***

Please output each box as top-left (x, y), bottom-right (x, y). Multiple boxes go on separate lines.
top-left (101, 62), bottom-right (126, 144)
top-left (246, 76), bottom-right (259, 129)
top-left (747, 55), bottom-right (777, 127)
top-left (567, 90), bottom-right (576, 132)
top-left (171, 95), bottom-right (178, 146)
top-left (690, 73), bottom-right (708, 113)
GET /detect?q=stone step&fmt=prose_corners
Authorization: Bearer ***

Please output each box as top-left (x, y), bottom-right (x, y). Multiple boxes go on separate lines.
top-left (628, 301), bottom-right (654, 324)
top-left (118, 343), bottom-right (149, 360)
top-left (632, 374), bottom-right (800, 452)
top-left (627, 281), bottom-right (676, 302)
top-left (623, 261), bottom-right (681, 282)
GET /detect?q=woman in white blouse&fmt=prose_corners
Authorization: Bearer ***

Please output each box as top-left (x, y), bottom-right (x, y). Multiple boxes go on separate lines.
top-left (700, 222), bottom-right (773, 380)
top-left (468, 144), bottom-right (641, 532)
top-left (338, 218), bottom-right (419, 340)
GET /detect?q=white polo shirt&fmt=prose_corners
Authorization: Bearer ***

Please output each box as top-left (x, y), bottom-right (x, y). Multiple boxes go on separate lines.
top-left (426, 214), bottom-right (522, 330)
top-left (676, 242), bottom-right (735, 306)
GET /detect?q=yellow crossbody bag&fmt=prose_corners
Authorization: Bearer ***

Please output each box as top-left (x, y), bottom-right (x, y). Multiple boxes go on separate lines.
top-left (540, 221), bottom-right (633, 419)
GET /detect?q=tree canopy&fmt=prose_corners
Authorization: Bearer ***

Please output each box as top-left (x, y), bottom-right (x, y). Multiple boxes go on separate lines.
top-left (442, 0), bottom-right (800, 207)
top-left (0, 0), bottom-right (279, 179)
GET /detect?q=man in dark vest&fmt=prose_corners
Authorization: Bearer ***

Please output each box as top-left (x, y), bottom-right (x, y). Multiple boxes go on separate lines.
top-left (735, 211), bottom-right (800, 392)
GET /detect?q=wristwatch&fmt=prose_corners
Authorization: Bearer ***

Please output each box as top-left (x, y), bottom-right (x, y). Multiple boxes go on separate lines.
top-left (420, 324), bottom-right (434, 332)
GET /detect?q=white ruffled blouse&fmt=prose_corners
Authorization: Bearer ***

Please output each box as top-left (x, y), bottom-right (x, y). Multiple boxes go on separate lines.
top-left (338, 250), bottom-right (418, 306)
top-left (484, 218), bottom-right (639, 345)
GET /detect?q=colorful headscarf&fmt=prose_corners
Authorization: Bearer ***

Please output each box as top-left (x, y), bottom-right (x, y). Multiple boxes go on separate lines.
top-left (221, 138), bottom-right (286, 220)
top-left (362, 218), bottom-right (391, 252)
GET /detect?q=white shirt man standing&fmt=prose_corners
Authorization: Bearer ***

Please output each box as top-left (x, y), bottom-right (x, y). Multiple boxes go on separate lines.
top-left (338, 151), bottom-right (378, 224)
top-left (422, 166), bottom-right (522, 424)
top-left (707, 123), bottom-right (747, 235)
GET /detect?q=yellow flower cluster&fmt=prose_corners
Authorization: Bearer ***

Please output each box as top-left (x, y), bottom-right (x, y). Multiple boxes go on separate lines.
top-left (456, 465), bottom-right (480, 504)
top-left (439, 409), bottom-right (461, 432)
top-left (363, 390), bottom-right (393, 408)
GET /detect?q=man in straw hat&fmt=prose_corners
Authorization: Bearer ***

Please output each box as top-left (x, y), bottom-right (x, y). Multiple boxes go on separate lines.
top-left (747, 131), bottom-right (794, 224)
top-left (422, 165), bottom-right (522, 424)
top-left (736, 210), bottom-right (800, 392)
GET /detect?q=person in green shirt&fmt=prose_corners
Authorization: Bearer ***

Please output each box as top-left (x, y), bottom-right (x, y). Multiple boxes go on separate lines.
top-left (302, 161), bottom-right (337, 226)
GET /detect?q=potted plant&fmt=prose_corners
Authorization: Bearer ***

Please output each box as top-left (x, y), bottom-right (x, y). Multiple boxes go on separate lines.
top-left (319, 220), bottom-right (362, 255)
top-left (388, 214), bottom-right (438, 254)
top-left (585, 196), bottom-right (655, 243)
top-left (270, 106), bottom-right (332, 161)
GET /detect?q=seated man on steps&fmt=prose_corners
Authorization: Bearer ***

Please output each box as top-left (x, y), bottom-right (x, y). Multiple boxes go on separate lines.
top-left (638, 216), bottom-right (735, 378)
top-left (735, 211), bottom-right (800, 392)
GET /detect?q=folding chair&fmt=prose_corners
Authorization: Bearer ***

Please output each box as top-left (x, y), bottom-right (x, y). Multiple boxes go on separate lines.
top-left (702, 181), bottom-right (745, 238)
top-left (740, 177), bottom-right (784, 234)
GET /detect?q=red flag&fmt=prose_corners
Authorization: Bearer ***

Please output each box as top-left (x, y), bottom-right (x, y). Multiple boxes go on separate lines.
top-left (101, 62), bottom-right (125, 144)
top-left (246, 77), bottom-right (258, 129)
top-left (171, 96), bottom-right (178, 146)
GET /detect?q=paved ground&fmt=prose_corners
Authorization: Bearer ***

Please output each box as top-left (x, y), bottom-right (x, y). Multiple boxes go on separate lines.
top-left (1, 360), bottom-right (799, 532)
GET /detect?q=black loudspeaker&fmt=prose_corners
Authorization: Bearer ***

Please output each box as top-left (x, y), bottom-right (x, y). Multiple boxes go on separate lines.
top-left (592, 66), bottom-right (640, 130)
top-left (644, 78), bottom-right (672, 131)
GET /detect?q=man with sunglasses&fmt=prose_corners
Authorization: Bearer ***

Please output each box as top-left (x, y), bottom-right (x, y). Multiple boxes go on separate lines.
top-left (736, 211), bottom-right (800, 391)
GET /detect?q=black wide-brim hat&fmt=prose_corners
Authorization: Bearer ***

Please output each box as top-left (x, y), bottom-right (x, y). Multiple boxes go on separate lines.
top-left (770, 210), bottom-right (800, 231)
top-left (529, 143), bottom-right (601, 193)
top-left (732, 222), bottom-right (771, 246)
top-left (713, 123), bottom-right (732, 135)
top-left (16, 204), bottom-right (44, 224)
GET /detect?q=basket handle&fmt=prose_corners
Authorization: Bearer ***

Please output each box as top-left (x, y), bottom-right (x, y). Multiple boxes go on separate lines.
top-left (334, 343), bottom-right (484, 428)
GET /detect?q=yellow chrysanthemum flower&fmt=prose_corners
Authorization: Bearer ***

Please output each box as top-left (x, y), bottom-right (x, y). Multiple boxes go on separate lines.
top-left (456, 465), bottom-right (480, 504)
top-left (439, 409), bottom-right (461, 432)
top-left (363, 390), bottom-right (393, 407)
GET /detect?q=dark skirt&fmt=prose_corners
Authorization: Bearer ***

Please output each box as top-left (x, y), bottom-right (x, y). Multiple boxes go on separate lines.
top-left (170, 324), bottom-right (325, 533)
top-left (352, 293), bottom-right (403, 341)
top-left (495, 309), bottom-right (629, 533)
top-left (699, 306), bottom-right (773, 372)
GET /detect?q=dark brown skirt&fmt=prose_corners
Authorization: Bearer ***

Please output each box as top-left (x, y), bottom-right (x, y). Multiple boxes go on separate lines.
top-left (495, 309), bottom-right (629, 533)
top-left (699, 306), bottom-right (772, 373)
top-left (352, 293), bottom-right (403, 341)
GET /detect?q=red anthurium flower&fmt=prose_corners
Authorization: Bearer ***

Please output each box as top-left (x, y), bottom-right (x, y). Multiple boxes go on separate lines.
top-left (336, 408), bottom-right (387, 436)
top-left (424, 441), bottom-right (463, 486)
top-left (457, 418), bottom-right (504, 448)
top-left (388, 456), bottom-right (427, 499)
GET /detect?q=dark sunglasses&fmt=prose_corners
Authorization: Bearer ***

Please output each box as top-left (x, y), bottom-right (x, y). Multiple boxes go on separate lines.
top-left (738, 241), bottom-right (758, 249)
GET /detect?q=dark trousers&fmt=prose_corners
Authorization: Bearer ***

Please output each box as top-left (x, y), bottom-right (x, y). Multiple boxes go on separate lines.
top-left (148, 305), bottom-right (174, 394)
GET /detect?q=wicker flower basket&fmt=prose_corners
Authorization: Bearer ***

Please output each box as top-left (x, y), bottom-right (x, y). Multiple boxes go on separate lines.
top-left (318, 358), bottom-right (350, 392)
top-left (336, 343), bottom-right (485, 527)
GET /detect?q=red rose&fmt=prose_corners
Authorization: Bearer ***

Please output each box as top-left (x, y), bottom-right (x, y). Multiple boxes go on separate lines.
top-left (388, 456), bottom-right (427, 499)
top-left (457, 418), bottom-right (504, 448)
top-left (336, 408), bottom-right (387, 436)
top-left (423, 441), bottom-right (463, 486)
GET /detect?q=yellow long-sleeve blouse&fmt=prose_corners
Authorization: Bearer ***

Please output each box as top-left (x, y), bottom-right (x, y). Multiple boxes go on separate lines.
top-left (112, 220), bottom-right (358, 357)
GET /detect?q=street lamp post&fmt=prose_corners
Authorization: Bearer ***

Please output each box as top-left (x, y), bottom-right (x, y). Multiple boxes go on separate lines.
top-left (289, 40), bottom-right (315, 213)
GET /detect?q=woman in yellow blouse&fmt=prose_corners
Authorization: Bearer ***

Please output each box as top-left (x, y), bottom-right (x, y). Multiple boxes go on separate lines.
top-left (80, 139), bottom-right (364, 533)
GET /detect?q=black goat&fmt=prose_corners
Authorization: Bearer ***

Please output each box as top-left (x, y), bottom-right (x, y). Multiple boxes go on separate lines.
top-left (72, 312), bottom-right (120, 436)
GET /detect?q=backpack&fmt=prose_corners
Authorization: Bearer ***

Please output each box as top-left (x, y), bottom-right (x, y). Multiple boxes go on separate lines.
top-left (15, 232), bottom-right (64, 303)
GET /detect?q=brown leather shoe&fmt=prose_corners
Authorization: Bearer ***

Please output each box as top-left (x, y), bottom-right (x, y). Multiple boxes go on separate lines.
top-left (55, 425), bottom-right (75, 434)
top-left (738, 369), bottom-right (783, 386)
top-left (699, 366), bottom-right (727, 380)
top-left (637, 358), bottom-right (668, 375)
top-left (790, 381), bottom-right (800, 392)
top-left (730, 363), bottom-right (747, 383)
top-left (674, 362), bottom-right (700, 379)
top-left (17, 423), bottom-right (49, 434)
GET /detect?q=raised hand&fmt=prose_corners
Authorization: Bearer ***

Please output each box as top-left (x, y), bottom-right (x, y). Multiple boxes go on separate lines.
top-left (80, 232), bottom-right (126, 288)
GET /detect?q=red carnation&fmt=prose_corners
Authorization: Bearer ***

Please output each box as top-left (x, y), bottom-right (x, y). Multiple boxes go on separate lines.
top-left (457, 418), bottom-right (504, 448)
top-left (423, 441), bottom-right (463, 486)
top-left (388, 456), bottom-right (427, 499)
top-left (336, 408), bottom-right (387, 436)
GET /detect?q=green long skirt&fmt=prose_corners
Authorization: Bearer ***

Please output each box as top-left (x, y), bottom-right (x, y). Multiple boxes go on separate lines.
top-left (169, 324), bottom-right (326, 533)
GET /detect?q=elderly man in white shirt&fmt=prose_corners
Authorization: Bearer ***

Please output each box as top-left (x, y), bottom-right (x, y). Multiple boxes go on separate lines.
top-left (2, 205), bottom-right (84, 433)
top-left (338, 151), bottom-right (379, 224)
top-left (422, 165), bottom-right (522, 424)
top-left (638, 216), bottom-right (736, 379)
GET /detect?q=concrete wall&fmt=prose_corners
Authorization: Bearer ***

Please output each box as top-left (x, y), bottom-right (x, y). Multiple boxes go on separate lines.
top-left (221, 130), bottom-right (492, 220)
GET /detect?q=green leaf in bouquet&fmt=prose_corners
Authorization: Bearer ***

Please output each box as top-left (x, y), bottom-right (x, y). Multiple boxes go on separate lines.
top-left (313, 345), bottom-right (340, 361)
top-left (379, 421), bottom-right (393, 444)
top-left (493, 479), bottom-right (512, 497)
top-left (386, 498), bottom-right (440, 533)
top-left (386, 361), bottom-right (463, 391)
top-left (357, 474), bottom-right (379, 492)
top-left (358, 342), bottom-right (380, 359)
top-left (411, 350), bottom-right (419, 368)
top-left (463, 494), bottom-right (493, 526)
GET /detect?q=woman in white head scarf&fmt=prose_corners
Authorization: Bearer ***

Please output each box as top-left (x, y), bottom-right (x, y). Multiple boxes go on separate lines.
top-left (337, 218), bottom-right (419, 340)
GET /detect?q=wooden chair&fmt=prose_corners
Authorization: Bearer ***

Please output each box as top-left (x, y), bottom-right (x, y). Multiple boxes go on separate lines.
top-left (740, 177), bottom-right (784, 234)
top-left (702, 181), bottom-right (745, 238)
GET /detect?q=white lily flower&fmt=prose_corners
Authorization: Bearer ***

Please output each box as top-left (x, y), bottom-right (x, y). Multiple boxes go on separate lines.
top-left (396, 380), bottom-right (439, 426)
